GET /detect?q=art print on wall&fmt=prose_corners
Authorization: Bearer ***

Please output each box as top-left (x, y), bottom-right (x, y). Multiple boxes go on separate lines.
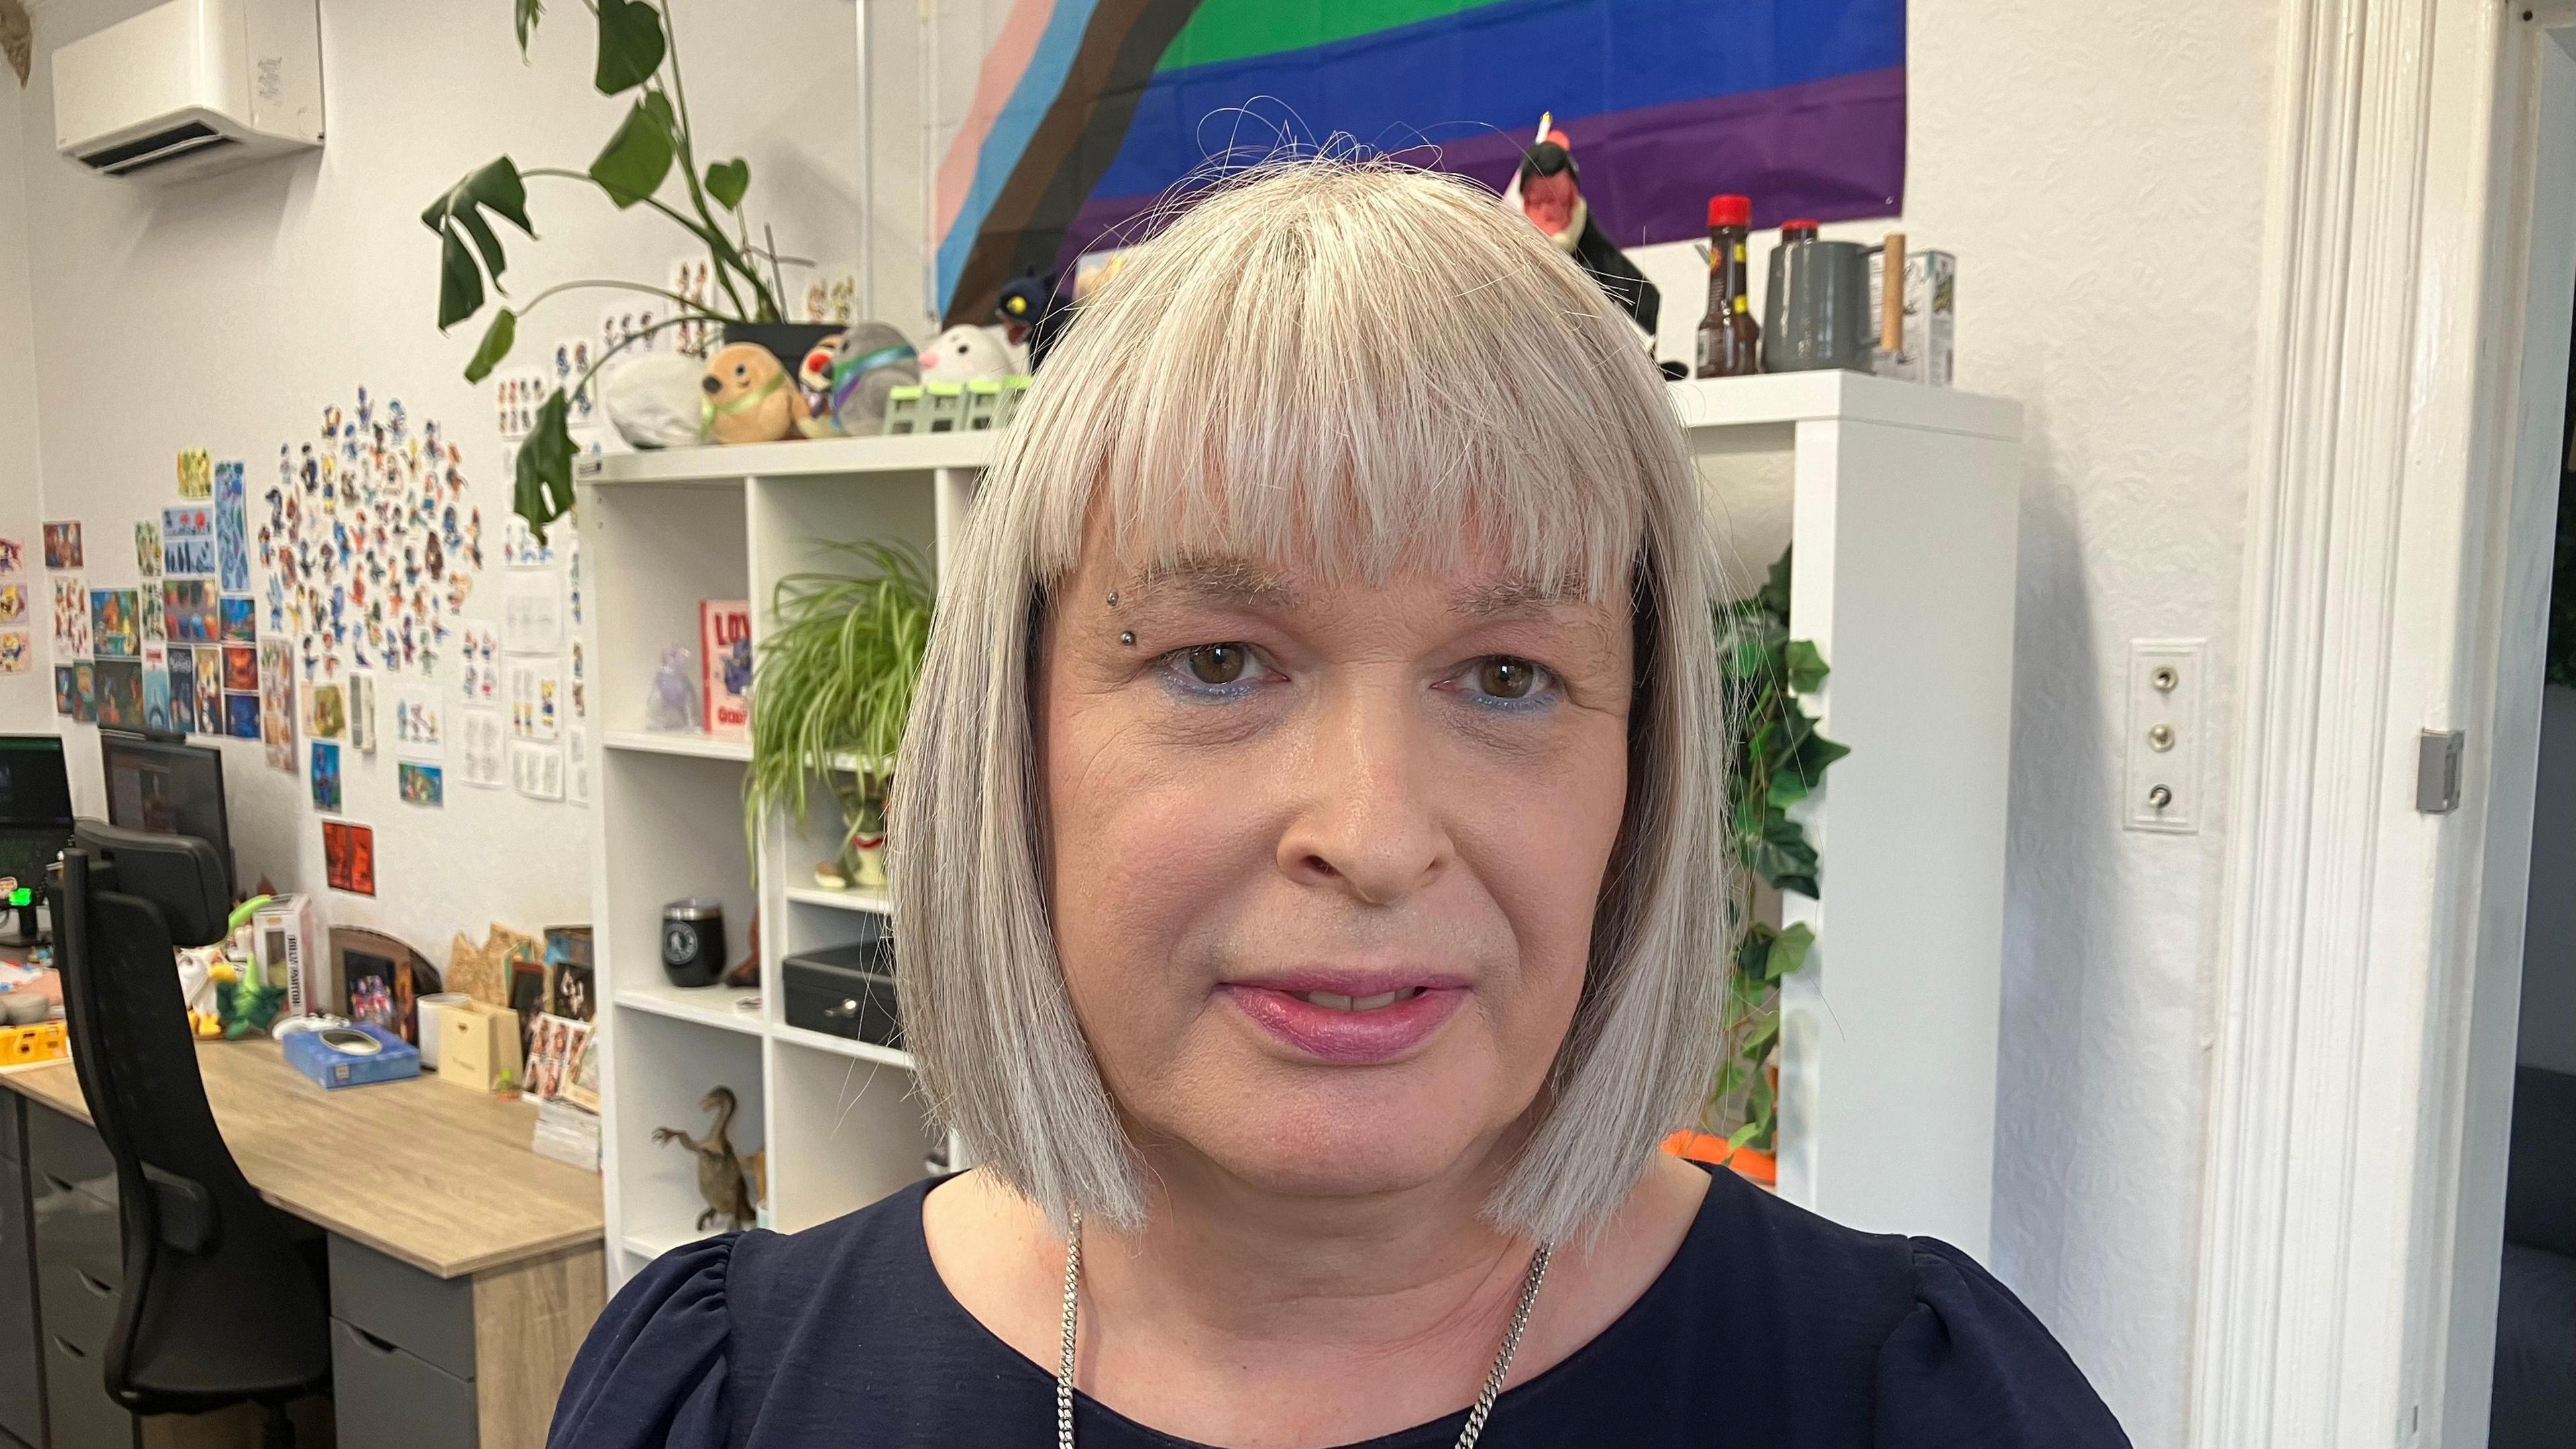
top-left (134, 520), bottom-right (162, 580)
top-left (0, 633), bottom-right (30, 676)
top-left (393, 686), bottom-right (444, 759)
top-left (321, 820), bottom-right (374, 896)
top-left (176, 449), bottom-right (213, 499)
top-left (215, 460), bottom-right (250, 592)
top-left (398, 761), bottom-right (443, 807)
top-left (72, 663), bottom-right (94, 722)
top-left (510, 741), bottom-right (563, 800)
top-left (501, 570), bottom-right (562, 655)
top-left (458, 621), bottom-right (500, 704)
top-left (93, 659), bottom-right (142, 731)
top-left (167, 645), bottom-right (197, 733)
top-left (0, 538), bottom-right (23, 576)
top-left (507, 657), bottom-right (560, 742)
top-left (143, 644), bottom-right (168, 729)
top-left (310, 741), bottom-right (341, 812)
top-left (53, 666), bottom-right (73, 716)
top-left (161, 506), bottom-right (214, 577)
top-left (223, 692), bottom-right (259, 740)
top-left (259, 638), bottom-right (297, 772)
top-left (221, 643), bottom-right (256, 694)
top-left (303, 681), bottom-right (346, 741)
top-left (0, 584), bottom-right (25, 624)
top-left (50, 577), bottom-right (88, 658)
top-left (89, 589), bottom-right (139, 659)
top-left (194, 647), bottom-right (223, 723)
top-left (270, 387), bottom-right (484, 681)
top-left (458, 707), bottom-right (505, 789)
top-left (217, 596), bottom-right (256, 643)
top-left (568, 724), bottom-right (590, 805)
top-left (140, 587), bottom-right (165, 643)
top-left (41, 523), bottom-right (80, 572)
top-left (163, 580), bottom-right (216, 643)
top-left (349, 672), bottom-right (376, 753)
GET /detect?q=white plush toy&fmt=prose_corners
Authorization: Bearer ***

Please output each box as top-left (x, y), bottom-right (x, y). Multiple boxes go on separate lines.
top-left (916, 324), bottom-right (1020, 384)
top-left (604, 353), bottom-right (711, 449)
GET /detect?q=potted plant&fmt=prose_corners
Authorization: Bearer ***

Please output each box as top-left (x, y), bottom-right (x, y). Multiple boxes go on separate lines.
top-left (1665, 547), bottom-right (1847, 1186)
top-left (745, 541), bottom-right (934, 892)
top-left (421, 0), bottom-right (832, 539)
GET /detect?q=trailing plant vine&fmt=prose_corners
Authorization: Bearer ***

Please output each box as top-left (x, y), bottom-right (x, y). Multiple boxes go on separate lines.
top-left (1707, 547), bottom-right (1848, 1153)
top-left (423, 0), bottom-right (801, 540)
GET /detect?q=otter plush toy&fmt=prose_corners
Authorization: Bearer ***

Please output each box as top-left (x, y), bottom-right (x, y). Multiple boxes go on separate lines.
top-left (700, 342), bottom-right (806, 444)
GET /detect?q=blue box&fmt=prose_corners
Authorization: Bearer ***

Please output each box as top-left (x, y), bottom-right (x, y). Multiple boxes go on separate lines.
top-left (280, 1023), bottom-right (421, 1089)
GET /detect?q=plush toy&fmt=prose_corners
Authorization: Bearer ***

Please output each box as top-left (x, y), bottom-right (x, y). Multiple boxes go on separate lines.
top-left (607, 353), bottom-right (714, 449)
top-left (1509, 122), bottom-right (1660, 333)
top-left (916, 324), bottom-right (1018, 386)
top-left (700, 342), bottom-right (806, 444)
top-left (814, 323), bottom-right (921, 437)
top-left (792, 333), bottom-right (843, 438)
top-left (996, 274), bottom-right (1071, 372)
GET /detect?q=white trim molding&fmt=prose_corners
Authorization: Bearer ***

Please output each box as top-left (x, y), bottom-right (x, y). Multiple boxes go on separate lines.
top-left (2193, 1), bottom-right (2562, 1446)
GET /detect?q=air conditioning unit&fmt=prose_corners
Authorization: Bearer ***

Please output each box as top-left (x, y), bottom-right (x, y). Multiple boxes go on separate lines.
top-left (52, 0), bottom-right (323, 182)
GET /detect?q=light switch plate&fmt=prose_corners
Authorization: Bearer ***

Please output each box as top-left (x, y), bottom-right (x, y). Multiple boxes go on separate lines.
top-left (2125, 639), bottom-right (2206, 834)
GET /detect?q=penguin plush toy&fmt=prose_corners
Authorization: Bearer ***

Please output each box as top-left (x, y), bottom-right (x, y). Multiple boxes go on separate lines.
top-left (1514, 129), bottom-right (1660, 336)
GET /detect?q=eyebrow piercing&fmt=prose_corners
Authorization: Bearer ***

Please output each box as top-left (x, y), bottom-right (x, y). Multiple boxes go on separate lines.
top-left (1106, 591), bottom-right (1119, 608)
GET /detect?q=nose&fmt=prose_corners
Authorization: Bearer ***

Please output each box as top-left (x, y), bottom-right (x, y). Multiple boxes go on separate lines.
top-left (1275, 681), bottom-right (1448, 907)
top-left (700, 374), bottom-right (720, 394)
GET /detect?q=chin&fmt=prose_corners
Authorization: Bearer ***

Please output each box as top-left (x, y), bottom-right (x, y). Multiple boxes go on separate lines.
top-left (1149, 1057), bottom-right (1530, 1203)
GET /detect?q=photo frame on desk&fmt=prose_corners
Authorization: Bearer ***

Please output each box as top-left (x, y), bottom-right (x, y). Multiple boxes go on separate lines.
top-left (331, 927), bottom-right (441, 1045)
top-left (508, 957), bottom-right (547, 1062)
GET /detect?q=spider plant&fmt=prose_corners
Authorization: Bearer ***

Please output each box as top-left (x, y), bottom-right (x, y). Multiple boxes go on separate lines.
top-left (745, 541), bottom-right (934, 881)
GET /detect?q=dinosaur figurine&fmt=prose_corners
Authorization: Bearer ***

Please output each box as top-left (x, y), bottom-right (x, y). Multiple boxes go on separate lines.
top-left (653, 1086), bottom-right (756, 1231)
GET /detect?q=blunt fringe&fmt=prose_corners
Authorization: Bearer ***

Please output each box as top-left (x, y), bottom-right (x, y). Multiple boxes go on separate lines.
top-left (890, 158), bottom-right (1729, 1245)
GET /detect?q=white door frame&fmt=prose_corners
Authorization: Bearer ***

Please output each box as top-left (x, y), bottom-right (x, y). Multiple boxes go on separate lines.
top-left (2190, 2), bottom-right (2573, 1445)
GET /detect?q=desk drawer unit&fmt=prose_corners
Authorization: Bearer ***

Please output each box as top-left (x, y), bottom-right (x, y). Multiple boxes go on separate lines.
top-left (24, 1108), bottom-right (115, 1205)
top-left (0, 1101), bottom-right (42, 1449)
top-left (331, 1318), bottom-right (477, 1449)
top-left (42, 1332), bottom-right (131, 1449)
top-left (36, 1257), bottom-right (117, 1360)
top-left (0, 1092), bottom-right (21, 1164)
top-left (329, 1235), bottom-right (477, 1381)
top-left (30, 1170), bottom-right (119, 1295)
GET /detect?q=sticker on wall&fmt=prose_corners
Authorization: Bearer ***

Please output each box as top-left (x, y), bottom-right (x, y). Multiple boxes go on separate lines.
top-left (217, 596), bottom-right (256, 643)
top-left (0, 633), bottom-right (29, 677)
top-left (223, 692), bottom-right (259, 741)
top-left (598, 299), bottom-right (668, 362)
top-left (167, 646), bottom-right (197, 733)
top-left (163, 580), bottom-right (215, 643)
top-left (162, 506), bottom-right (215, 578)
top-left (72, 663), bottom-right (95, 723)
top-left (272, 387), bottom-right (484, 680)
top-left (458, 622), bottom-right (499, 704)
top-left (0, 584), bottom-right (25, 624)
top-left (398, 761), bottom-right (444, 808)
top-left (259, 638), bottom-right (297, 773)
top-left (321, 820), bottom-right (374, 896)
top-left (502, 570), bottom-right (562, 655)
top-left (303, 681), bottom-right (346, 741)
top-left (0, 538), bottom-right (23, 576)
top-left (349, 672), bottom-right (376, 753)
top-left (42, 523), bottom-right (81, 572)
top-left (668, 256), bottom-right (716, 358)
top-left (566, 535), bottom-right (582, 627)
top-left (89, 589), bottom-right (139, 659)
top-left (500, 515), bottom-right (557, 568)
top-left (510, 741), bottom-right (564, 801)
top-left (215, 461), bottom-right (250, 592)
top-left (176, 449), bottom-right (213, 500)
top-left (569, 639), bottom-right (585, 720)
top-left (50, 576), bottom-right (88, 658)
top-left (52, 665), bottom-right (73, 716)
top-left (550, 337), bottom-right (598, 425)
top-left (310, 741), bottom-right (341, 812)
top-left (802, 272), bottom-right (858, 326)
top-left (506, 657), bottom-right (560, 742)
top-left (392, 686), bottom-right (443, 759)
top-left (143, 644), bottom-right (169, 729)
top-left (567, 724), bottom-right (590, 805)
top-left (193, 648), bottom-right (222, 726)
top-left (93, 659), bottom-right (142, 731)
top-left (458, 707), bottom-right (505, 789)
top-left (134, 521), bottom-right (162, 580)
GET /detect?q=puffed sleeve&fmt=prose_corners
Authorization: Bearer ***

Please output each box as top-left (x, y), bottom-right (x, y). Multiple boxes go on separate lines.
top-left (548, 1236), bottom-right (737, 1449)
top-left (1874, 1238), bottom-right (2133, 1448)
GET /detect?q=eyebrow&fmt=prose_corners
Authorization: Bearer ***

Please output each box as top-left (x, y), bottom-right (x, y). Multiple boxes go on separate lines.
top-left (1127, 557), bottom-right (1590, 619)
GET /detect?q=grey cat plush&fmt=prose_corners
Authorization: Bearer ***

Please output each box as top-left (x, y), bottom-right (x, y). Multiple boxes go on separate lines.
top-left (816, 323), bottom-right (920, 437)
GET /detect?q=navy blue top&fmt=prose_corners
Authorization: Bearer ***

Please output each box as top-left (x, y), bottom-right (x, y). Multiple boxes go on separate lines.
top-left (549, 1169), bottom-right (2130, 1448)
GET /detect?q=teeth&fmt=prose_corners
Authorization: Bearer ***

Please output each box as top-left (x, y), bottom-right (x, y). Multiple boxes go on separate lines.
top-left (1291, 988), bottom-right (1419, 1012)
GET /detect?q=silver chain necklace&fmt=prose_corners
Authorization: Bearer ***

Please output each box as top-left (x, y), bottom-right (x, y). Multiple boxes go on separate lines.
top-left (1055, 1210), bottom-right (1554, 1449)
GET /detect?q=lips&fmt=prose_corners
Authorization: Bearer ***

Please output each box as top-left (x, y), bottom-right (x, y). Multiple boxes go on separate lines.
top-left (1218, 975), bottom-right (1468, 1064)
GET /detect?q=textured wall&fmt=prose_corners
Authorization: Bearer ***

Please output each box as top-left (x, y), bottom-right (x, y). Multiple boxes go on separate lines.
top-left (11, 0), bottom-right (863, 953)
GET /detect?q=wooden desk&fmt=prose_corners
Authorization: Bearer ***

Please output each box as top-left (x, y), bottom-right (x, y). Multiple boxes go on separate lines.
top-left (0, 1039), bottom-right (606, 1449)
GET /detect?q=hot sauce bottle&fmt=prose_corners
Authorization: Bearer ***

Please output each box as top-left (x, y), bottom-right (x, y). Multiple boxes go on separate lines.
top-left (1695, 195), bottom-right (1760, 378)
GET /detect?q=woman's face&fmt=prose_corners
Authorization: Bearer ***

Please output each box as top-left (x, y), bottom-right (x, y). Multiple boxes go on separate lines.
top-left (1042, 526), bottom-right (1635, 1204)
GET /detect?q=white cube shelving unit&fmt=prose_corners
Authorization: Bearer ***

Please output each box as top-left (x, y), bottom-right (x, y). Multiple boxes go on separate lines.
top-left (578, 370), bottom-right (2021, 1283)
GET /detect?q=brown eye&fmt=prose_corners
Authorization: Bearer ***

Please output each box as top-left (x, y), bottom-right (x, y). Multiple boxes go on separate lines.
top-left (1475, 658), bottom-right (1538, 698)
top-left (1185, 643), bottom-right (1251, 684)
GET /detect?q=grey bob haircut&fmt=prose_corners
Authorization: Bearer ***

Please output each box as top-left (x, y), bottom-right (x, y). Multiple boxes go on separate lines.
top-left (890, 158), bottom-right (1730, 1246)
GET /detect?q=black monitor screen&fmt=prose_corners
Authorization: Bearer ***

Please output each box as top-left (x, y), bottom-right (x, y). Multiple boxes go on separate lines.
top-left (0, 736), bottom-right (72, 830)
top-left (101, 733), bottom-right (233, 896)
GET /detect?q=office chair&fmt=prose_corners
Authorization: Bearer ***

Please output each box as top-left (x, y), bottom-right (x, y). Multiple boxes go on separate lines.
top-left (50, 823), bottom-right (330, 1448)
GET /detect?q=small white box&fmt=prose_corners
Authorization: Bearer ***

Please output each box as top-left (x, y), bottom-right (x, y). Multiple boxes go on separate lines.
top-left (1870, 249), bottom-right (1955, 387)
top-left (253, 894), bottom-right (330, 1017)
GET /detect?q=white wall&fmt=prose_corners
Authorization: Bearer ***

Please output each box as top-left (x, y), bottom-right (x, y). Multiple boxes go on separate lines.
top-left (0, 67), bottom-right (48, 732)
top-left (11, 0), bottom-right (863, 953)
top-left (2521, 686), bottom-right (2576, 1073)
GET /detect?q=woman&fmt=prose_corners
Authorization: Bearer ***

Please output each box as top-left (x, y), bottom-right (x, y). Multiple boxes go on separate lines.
top-left (550, 162), bottom-right (2130, 1448)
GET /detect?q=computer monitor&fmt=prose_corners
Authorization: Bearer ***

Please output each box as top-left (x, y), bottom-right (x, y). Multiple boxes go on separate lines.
top-left (100, 731), bottom-right (235, 900)
top-left (0, 736), bottom-right (74, 939)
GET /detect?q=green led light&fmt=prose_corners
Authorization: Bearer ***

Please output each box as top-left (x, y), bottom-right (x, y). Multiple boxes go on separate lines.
top-left (5, 889), bottom-right (30, 908)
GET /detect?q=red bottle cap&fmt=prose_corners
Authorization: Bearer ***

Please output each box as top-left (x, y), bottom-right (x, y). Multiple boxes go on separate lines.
top-left (1707, 195), bottom-right (1752, 227)
top-left (1782, 217), bottom-right (1821, 231)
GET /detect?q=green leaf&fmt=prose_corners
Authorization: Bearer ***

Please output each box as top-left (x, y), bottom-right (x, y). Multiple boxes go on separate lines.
top-left (704, 158), bottom-right (749, 211)
top-left (1733, 923), bottom-right (1776, 981)
top-left (421, 158), bottom-right (533, 329)
top-left (1727, 1120), bottom-right (1764, 1150)
top-left (515, 0), bottom-right (544, 52)
top-left (513, 392), bottom-right (576, 542)
top-left (1784, 639), bottom-right (1829, 694)
top-left (594, 0), bottom-right (667, 95)
top-left (1768, 922), bottom-right (1815, 979)
top-left (464, 308), bottom-right (517, 384)
top-left (590, 91), bottom-right (676, 207)
top-left (435, 227), bottom-right (482, 331)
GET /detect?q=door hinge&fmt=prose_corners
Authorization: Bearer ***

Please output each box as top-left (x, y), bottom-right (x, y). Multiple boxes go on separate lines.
top-left (2416, 730), bottom-right (2463, 813)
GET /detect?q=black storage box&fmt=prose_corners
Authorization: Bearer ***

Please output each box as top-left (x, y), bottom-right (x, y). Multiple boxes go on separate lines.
top-left (782, 938), bottom-right (902, 1049)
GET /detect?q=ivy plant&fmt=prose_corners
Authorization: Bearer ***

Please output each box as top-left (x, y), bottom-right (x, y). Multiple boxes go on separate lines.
top-left (423, 0), bottom-right (795, 540)
top-left (1707, 547), bottom-right (1849, 1153)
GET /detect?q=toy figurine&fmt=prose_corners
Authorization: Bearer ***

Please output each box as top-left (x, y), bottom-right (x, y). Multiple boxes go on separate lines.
top-left (916, 324), bottom-right (1018, 386)
top-left (654, 1086), bottom-right (756, 1232)
top-left (645, 645), bottom-right (699, 731)
top-left (995, 274), bottom-right (1070, 372)
top-left (792, 333), bottom-right (844, 438)
top-left (1511, 121), bottom-right (1660, 333)
top-left (810, 323), bottom-right (920, 437)
top-left (700, 342), bottom-right (806, 444)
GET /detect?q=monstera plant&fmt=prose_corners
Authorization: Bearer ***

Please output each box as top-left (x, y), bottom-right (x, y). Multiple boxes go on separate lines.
top-left (1705, 547), bottom-right (1849, 1157)
top-left (423, 0), bottom-right (798, 539)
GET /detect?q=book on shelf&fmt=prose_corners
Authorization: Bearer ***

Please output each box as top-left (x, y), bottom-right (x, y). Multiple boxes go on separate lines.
top-left (701, 599), bottom-right (751, 739)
